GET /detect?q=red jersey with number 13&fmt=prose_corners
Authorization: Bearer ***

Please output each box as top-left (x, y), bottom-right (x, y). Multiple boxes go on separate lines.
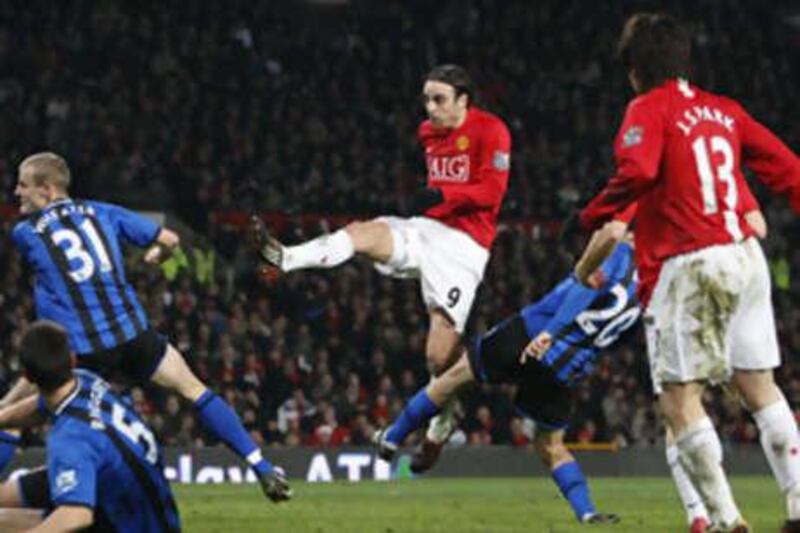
top-left (580, 79), bottom-right (800, 264)
top-left (418, 107), bottom-right (511, 249)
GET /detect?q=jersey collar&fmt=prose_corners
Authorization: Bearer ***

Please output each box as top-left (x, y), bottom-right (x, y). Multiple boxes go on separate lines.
top-left (51, 379), bottom-right (80, 416)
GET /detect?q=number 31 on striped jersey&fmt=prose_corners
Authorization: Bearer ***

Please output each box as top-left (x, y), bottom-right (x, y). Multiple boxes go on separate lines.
top-left (51, 220), bottom-right (113, 282)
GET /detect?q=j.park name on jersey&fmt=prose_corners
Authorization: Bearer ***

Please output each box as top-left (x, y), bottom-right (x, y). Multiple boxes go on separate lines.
top-left (427, 154), bottom-right (471, 183)
top-left (676, 105), bottom-right (735, 137)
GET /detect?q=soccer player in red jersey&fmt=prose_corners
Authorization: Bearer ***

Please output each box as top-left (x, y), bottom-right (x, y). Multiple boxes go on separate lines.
top-left (250, 64), bottom-right (511, 470)
top-left (577, 13), bottom-right (800, 532)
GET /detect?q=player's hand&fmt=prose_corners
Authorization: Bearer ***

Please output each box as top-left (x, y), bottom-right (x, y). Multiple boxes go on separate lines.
top-left (519, 332), bottom-right (553, 363)
top-left (144, 245), bottom-right (167, 264)
top-left (407, 188), bottom-right (444, 215)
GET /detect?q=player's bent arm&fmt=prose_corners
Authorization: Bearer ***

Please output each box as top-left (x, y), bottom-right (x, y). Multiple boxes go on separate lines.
top-left (0, 378), bottom-right (37, 408)
top-left (739, 108), bottom-right (800, 213)
top-left (25, 505), bottom-right (92, 532)
top-left (539, 280), bottom-right (601, 345)
top-left (144, 228), bottom-right (181, 264)
top-left (0, 509), bottom-right (44, 530)
top-left (744, 210), bottom-right (767, 239)
top-left (0, 396), bottom-right (46, 430)
top-left (574, 220), bottom-right (628, 285)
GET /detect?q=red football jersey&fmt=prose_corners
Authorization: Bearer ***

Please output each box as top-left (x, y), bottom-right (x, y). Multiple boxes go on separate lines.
top-left (612, 144), bottom-right (768, 307)
top-left (580, 79), bottom-right (800, 297)
top-left (419, 107), bottom-right (511, 249)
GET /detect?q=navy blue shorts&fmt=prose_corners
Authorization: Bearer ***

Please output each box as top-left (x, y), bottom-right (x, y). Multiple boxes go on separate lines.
top-left (77, 328), bottom-right (168, 385)
top-left (468, 314), bottom-right (572, 430)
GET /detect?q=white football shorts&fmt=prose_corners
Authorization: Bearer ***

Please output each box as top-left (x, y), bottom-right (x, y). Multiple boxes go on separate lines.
top-left (644, 237), bottom-right (780, 394)
top-left (373, 216), bottom-right (489, 333)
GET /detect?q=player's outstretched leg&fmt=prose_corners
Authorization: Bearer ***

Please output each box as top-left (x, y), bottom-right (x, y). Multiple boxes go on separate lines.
top-left (534, 429), bottom-right (620, 524)
top-left (248, 216), bottom-right (397, 273)
top-left (665, 431), bottom-right (710, 533)
top-left (151, 344), bottom-right (291, 502)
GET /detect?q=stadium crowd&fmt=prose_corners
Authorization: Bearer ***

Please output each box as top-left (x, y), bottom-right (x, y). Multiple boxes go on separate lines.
top-left (1, 0), bottom-right (800, 450)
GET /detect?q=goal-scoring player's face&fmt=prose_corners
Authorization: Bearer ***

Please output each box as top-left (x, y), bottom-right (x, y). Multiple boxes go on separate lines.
top-left (421, 80), bottom-right (468, 129)
top-left (15, 165), bottom-right (53, 215)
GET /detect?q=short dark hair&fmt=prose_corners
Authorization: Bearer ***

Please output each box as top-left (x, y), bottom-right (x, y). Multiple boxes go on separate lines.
top-left (424, 64), bottom-right (476, 106)
top-left (19, 321), bottom-right (73, 392)
top-left (617, 13), bottom-right (691, 92)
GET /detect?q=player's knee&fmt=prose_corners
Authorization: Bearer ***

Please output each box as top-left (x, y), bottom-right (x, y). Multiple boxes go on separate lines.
top-left (0, 480), bottom-right (23, 507)
top-left (426, 343), bottom-right (462, 376)
top-left (426, 314), bottom-right (460, 375)
top-left (426, 349), bottom-right (451, 375)
top-left (534, 437), bottom-right (567, 467)
top-left (658, 400), bottom-right (683, 428)
top-left (732, 371), bottom-right (779, 411)
top-left (152, 346), bottom-right (206, 402)
top-left (431, 353), bottom-right (473, 392)
top-left (345, 221), bottom-right (391, 257)
top-left (659, 385), bottom-right (706, 430)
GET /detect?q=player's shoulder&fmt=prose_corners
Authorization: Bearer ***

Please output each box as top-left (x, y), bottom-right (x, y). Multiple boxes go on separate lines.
top-left (49, 416), bottom-right (103, 452)
top-left (615, 240), bottom-right (634, 260)
top-left (626, 85), bottom-right (671, 116)
top-left (11, 216), bottom-right (36, 244)
top-left (74, 368), bottom-right (107, 388)
top-left (469, 107), bottom-right (509, 132)
top-left (677, 79), bottom-right (737, 107)
top-left (417, 120), bottom-right (440, 145)
top-left (79, 199), bottom-right (116, 214)
top-left (699, 88), bottom-right (746, 118)
top-left (11, 218), bottom-right (32, 236)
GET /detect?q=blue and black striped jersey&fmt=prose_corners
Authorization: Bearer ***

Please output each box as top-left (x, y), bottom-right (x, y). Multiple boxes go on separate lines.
top-left (44, 369), bottom-right (180, 532)
top-left (520, 242), bottom-right (639, 384)
top-left (12, 199), bottom-right (158, 355)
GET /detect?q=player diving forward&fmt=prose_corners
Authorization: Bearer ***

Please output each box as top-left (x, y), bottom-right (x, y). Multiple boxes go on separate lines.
top-left (3, 152), bottom-right (290, 503)
top-left (375, 221), bottom-right (639, 524)
top-left (251, 64), bottom-right (512, 471)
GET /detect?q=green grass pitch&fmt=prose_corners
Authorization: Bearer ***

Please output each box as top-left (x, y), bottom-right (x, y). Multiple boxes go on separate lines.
top-left (175, 476), bottom-right (783, 532)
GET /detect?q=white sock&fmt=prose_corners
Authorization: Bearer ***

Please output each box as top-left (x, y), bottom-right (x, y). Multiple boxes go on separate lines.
top-left (667, 443), bottom-right (709, 524)
top-left (752, 391), bottom-right (800, 519)
top-left (282, 230), bottom-right (354, 272)
top-left (426, 397), bottom-right (457, 444)
top-left (675, 417), bottom-right (741, 527)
